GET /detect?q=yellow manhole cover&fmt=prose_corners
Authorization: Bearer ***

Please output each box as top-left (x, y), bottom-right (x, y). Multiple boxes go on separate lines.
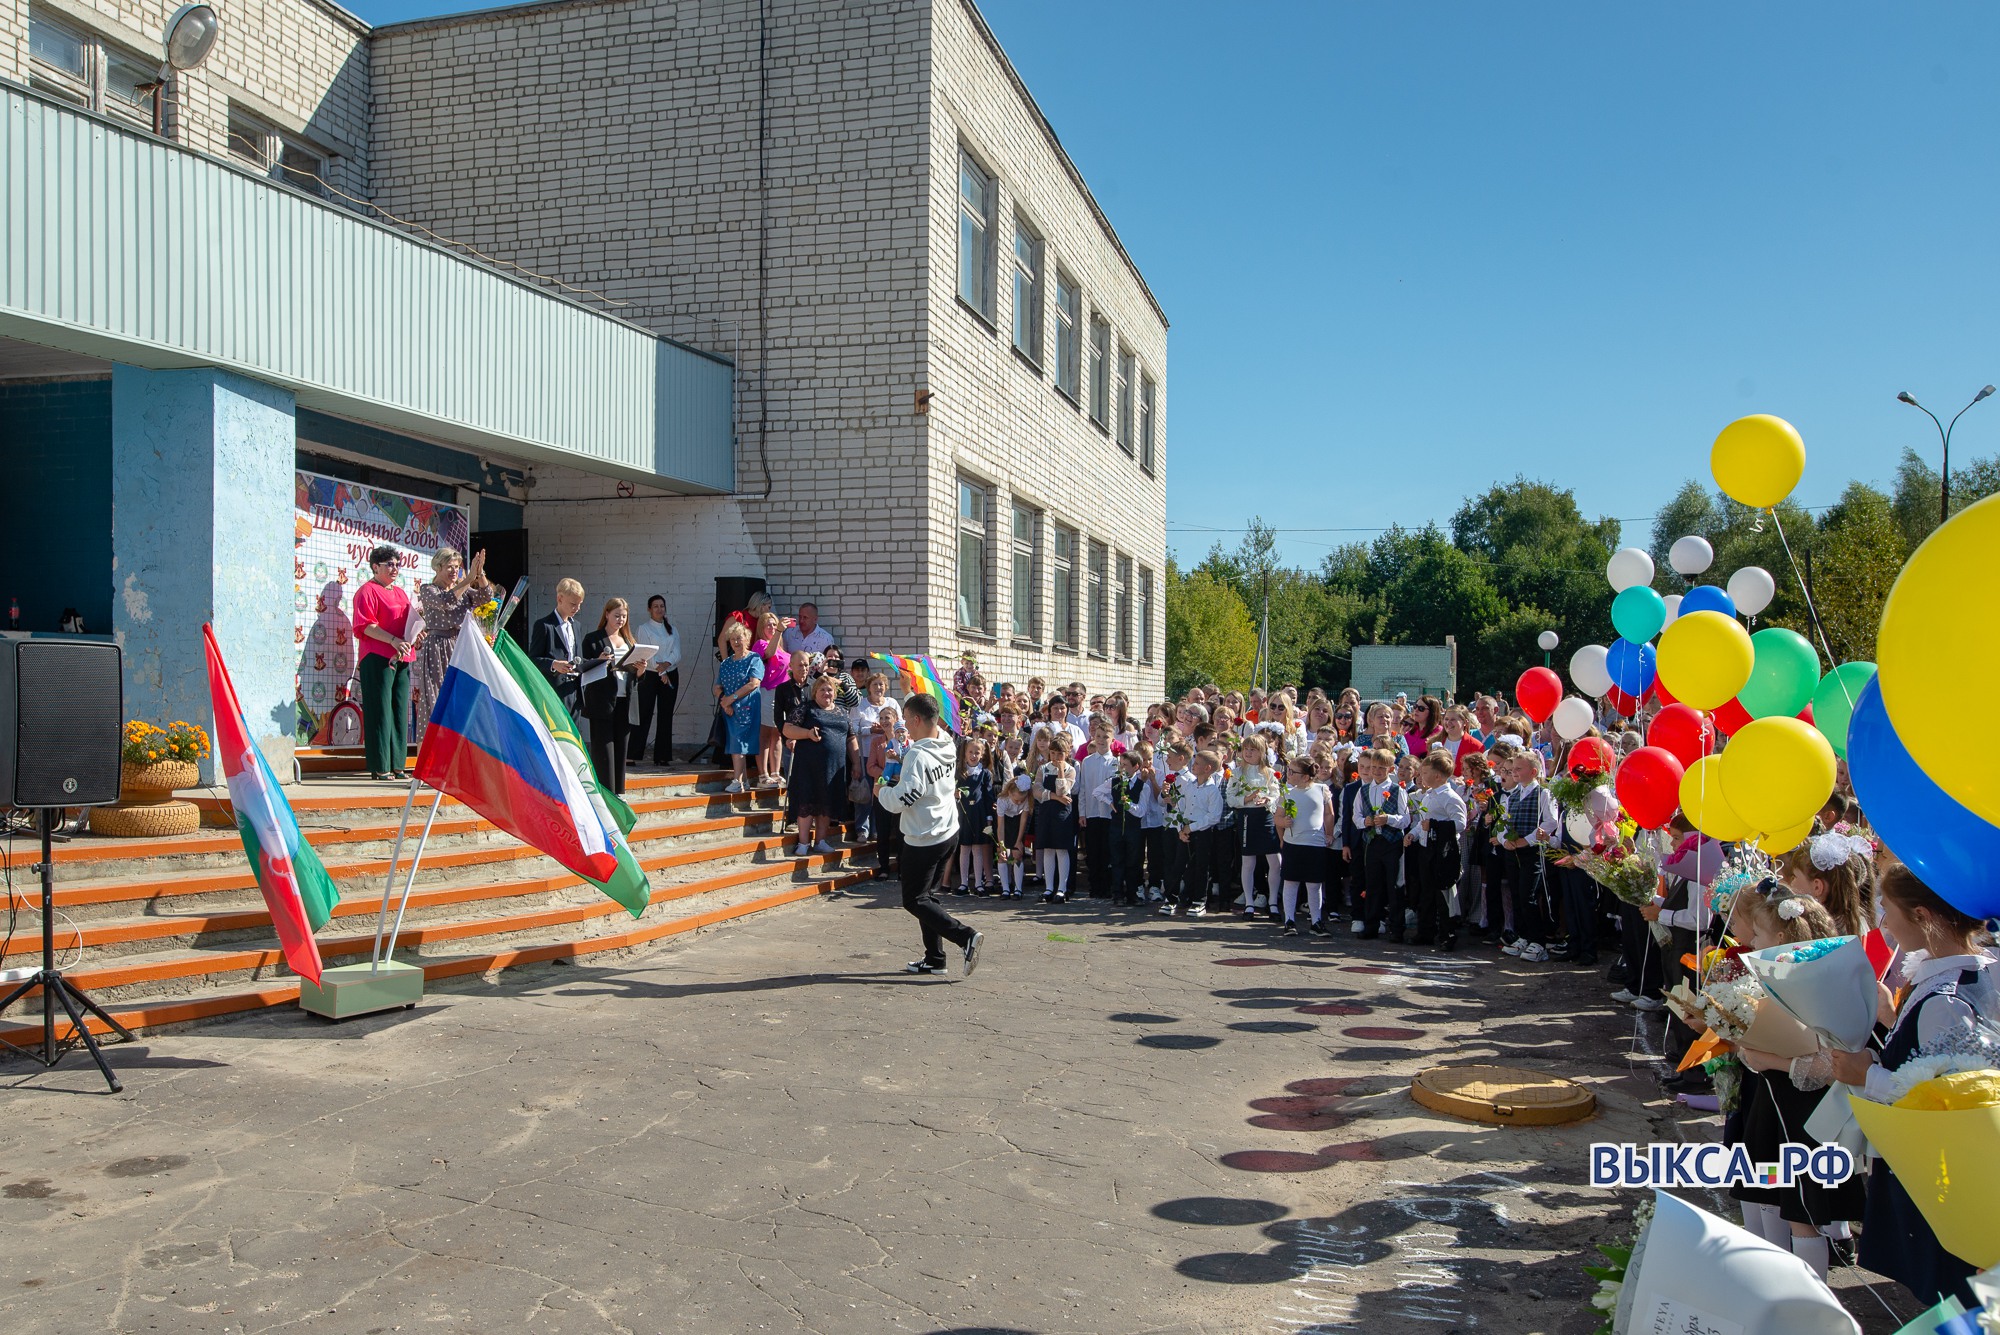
top-left (1411, 1064), bottom-right (1596, 1125)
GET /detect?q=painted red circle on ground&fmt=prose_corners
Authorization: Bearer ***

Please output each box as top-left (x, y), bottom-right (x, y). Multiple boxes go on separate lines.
top-left (1285, 1077), bottom-right (1362, 1097)
top-left (1295, 1002), bottom-right (1372, 1016)
top-left (1317, 1140), bottom-right (1383, 1162)
top-left (1213, 958), bottom-right (1283, 967)
top-left (1248, 1111), bottom-right (1353, 1133)
top-left (1218, 1149), bottom-right (1330, 1173)
top-left (1340, 965), bottom-right (1393, 975)
top-left (1343, 1026), bottom-right (1425, 1041)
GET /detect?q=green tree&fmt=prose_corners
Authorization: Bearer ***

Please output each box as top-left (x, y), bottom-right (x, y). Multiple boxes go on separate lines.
top-left (1805, 483), bottom-right (1906, 664)
top-left (1164, 562), bottom-right (1257, 696)
top-left (1450, 478), bottom-right (1618, 650)
top-left (1890, 447), bottom-right (2000, 552)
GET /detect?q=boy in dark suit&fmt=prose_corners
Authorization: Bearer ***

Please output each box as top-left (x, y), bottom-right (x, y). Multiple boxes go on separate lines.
top-left (528, 578), bottom-right (586, 717)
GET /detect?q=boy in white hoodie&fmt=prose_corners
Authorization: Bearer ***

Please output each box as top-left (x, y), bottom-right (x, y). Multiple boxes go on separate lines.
top-left (877, 694), bottom-right (984, 978)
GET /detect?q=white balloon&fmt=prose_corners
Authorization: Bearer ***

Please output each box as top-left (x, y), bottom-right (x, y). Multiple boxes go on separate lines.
top-left (1570, 643), bottom-right (1613, 697)
top-left (1537, 630), bottom-right (1560, 652)
top-left (1661, 593), bottom-right (1683, 628)
top-left (1563, 809), bottom-right (1596, 845)
top-left (1727, 566), bottom-right (1776, 617)
top-left (1669, 535), bottom-right (1714, 576)
top-left (1553, 696), bottom-right (1595, 741)
top-left (1606, 546), bottom-right (1655, 592)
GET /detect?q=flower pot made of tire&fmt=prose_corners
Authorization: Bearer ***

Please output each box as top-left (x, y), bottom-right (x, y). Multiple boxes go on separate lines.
top-left (89, 760), bottom-right (202, 838)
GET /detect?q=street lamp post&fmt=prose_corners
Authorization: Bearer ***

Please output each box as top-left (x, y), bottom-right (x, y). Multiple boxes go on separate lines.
top-left (1898, 385), bottom-right (1996, 523)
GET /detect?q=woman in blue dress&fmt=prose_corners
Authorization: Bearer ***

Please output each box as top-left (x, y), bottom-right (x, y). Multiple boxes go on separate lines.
top-left (715, 622), bottom-right (765, 794)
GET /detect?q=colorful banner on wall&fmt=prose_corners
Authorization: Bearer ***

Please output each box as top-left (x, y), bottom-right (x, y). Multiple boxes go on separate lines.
top-left (294, 471), bottom-right (469, 744)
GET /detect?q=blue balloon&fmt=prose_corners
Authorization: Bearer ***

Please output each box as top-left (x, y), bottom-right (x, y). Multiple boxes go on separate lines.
top-left (1605, 638), bottom-right (1657, 696)
top-left (1848, 675), bottom-right (2000, 918)
top-left (1611, 585), bottom-right (1668, 643)
top-left (1678, 584), bottom-right (1738, 619)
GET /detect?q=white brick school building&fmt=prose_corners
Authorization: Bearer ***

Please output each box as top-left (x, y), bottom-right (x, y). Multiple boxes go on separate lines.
top-left (1, 0), bottom-right (1166, 768)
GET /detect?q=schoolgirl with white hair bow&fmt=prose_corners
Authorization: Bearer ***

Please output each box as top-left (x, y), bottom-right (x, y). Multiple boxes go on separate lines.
top-left (1783, 826), bottom-right (1878, 938)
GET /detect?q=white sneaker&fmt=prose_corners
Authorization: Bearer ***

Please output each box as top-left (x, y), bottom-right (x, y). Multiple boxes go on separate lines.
top-left (1519, 942), bottom-right (1550, 963)
top-left (1610, 988), bottom-right (1638, 1004)
top-left (1187, 904), bottom-right (1207, 918)
top-left (725, 778), bottom-right (746, 794)
top-left (1630, 996), bottom-right (1665, 1012)
top-left (813, 840), bottom-right (838, 855)
top-left (1349, 918), bottom-right (1367, 935)
top-left (1501, 940), bottom-right (1524, 957)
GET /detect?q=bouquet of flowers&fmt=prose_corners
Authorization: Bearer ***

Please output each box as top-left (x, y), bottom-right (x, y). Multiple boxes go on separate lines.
top-left (1162, 776), bottom-right (1190, 833)
top-left (471, 596), bottom-right (503, 643)
top-left (1227, 766), bottom-right (1275, 808)
top-left (1585, 1193), bottom-right (1654, 1333)
top-left (1548, 768), bottom-right (1608, 813)
top-left (1572, 826), bottom-right (1670, 944)
top-left (122, 719), bottom-right (212, 767)
top-left (1693, 971), bottom-right (1764, 1042)
top-left (1280, 780), bottom-right (1297, 821)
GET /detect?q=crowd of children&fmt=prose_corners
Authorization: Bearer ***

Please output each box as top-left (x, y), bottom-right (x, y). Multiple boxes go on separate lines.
top-left (839, 669), bottom-right (1996, 1314)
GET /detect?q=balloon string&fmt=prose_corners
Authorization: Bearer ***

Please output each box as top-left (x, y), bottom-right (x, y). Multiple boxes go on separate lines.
top-left (1768, 509), bottom-right (1854, 712)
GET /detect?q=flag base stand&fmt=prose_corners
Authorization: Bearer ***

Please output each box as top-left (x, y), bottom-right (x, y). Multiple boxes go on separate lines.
top-left (298, 961), bottom-right (425, 1020)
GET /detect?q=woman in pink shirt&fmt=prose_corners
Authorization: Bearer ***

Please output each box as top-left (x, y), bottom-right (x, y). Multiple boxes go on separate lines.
top-left (750, 610), bottom-right (792, 787)
top-left (352, 544), bottom-right (415, 780)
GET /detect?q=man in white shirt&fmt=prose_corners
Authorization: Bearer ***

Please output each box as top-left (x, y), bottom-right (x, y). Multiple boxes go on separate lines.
top-left (877, 693), bottom-right (983, 978)
top-left (1169, 751), bottom-right (1228, 918)
top-left (1075, 720), bottom-right (1118, 899)
top-left (781, 601), bottom-right (834, 657)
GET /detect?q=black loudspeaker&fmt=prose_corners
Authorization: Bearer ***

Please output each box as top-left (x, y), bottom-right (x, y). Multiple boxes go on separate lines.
top-left (713, 576), bottom-right (767, 641)
top-left (0, 639), bottom-right (125, 808)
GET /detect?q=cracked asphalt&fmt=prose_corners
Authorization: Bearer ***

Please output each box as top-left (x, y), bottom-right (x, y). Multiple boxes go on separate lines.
top-left (0, 885), bottom-right (1806, 1334)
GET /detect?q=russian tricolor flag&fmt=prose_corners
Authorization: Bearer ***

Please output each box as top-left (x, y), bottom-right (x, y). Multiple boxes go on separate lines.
top-left (415, 615), bottom-right (625, 891)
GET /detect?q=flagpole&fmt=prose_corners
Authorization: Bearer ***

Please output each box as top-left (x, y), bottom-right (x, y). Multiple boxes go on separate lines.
top-left (370, 778), bottom-right (424, 968)
top-left (379, 787), bottom-right (446, 970)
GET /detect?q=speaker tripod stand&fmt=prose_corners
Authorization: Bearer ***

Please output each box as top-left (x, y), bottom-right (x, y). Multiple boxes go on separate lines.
top-left (0, 809), bottom-right (133, 1092)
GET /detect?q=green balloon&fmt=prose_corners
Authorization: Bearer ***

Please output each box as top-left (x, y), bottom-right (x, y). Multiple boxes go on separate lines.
top-left (1812, 661), bottom-right (1877, 759)
top-left (1611, 585), bottom-right (1667, 644)
top-left (1737, 627), bottom-right (1820, 719)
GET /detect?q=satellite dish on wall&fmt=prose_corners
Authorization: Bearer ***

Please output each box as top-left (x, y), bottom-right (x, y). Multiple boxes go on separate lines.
top-left (164, 4), bottom-right (221, 71)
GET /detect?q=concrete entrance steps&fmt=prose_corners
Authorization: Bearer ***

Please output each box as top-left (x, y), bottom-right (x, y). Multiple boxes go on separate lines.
top-left (0, 769), bottom-right (873, 1044)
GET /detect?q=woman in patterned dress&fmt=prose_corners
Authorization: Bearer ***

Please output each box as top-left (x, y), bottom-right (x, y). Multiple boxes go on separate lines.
top-left (411, 547), bottom-right (489, 741)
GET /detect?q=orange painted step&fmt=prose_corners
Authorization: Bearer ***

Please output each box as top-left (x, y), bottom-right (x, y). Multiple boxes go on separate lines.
top-left (0, 869), bottom-right (874, 1044)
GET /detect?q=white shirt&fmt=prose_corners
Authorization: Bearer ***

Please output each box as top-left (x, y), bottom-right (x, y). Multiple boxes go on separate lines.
top-left (1076, 751), bottom-right (1118, 820)
top-left (1176, 773), bottom-right (1227, 832)
top-left (1032, 719), bottom-right (1087, 756)
top-left (557, 615), bottom-right (575, 659)
top-left (643, 624), bottom-right (681, 672)
top-left (1354, 781), bottom-right (1410, 833)
top-left (1284, 781), bottom-right (1331, 847)
top-left (1414, 785), bottom-right (1467, 845)
top-left (782, 624), bottom-right (834, 656)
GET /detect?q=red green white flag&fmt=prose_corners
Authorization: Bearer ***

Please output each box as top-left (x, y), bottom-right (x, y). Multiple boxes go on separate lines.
top-left (203, 625), bottom-right (339, 983)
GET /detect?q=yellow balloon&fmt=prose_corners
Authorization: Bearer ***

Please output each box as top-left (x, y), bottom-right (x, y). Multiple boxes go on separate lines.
top-left (1760, 816), bottom-right (1816, 855)
top-left (1679, 755), bottom-right (1752, 842)
top-left (1711, 414), bottom-right (1806, 509)
top-left (1656, 610), bottom-right (1755, 710)
top-left (1879, 490), bottom-right (2000, 825)
top-left (1720, 716), bottom-right (1837, 834)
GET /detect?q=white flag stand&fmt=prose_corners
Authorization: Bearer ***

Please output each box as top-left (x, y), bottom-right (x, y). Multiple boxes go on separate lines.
top-left (297, 776), bottom-right (439, 1020)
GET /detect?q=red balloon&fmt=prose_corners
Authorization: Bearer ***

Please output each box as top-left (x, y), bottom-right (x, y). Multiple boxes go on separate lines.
top-left (1567, 737), bottom-right (1616, 778)
top-left (1796, 703), bottom-right (1814, 725)
top-left (1516, 667), bottom-right (1562, 724)
top-left (1713, 697), bottom-right (1752, 737)
top-left (1616, 745), bottom-right (1687, 830)
top-left (1647, 703), bottom-right (1715, 769)
top-left (1604, 685), bottom-right (1641, 718)
top-left (1654, 676), bottom-right (1679, 707)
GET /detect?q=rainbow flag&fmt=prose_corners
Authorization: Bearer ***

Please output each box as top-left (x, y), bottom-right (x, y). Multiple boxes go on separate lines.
top-left (869, 653), bottom-right (961, 733)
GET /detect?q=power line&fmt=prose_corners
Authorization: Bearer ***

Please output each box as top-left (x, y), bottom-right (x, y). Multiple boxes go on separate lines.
top-left (1166, 505), bottom-right (1839, 537)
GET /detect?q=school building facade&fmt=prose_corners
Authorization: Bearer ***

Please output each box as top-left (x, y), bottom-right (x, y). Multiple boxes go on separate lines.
top-left (0, 0), bottom-right (1168, 778)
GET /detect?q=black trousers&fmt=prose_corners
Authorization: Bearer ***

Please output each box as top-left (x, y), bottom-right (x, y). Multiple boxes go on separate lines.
top-left (1618, 902), bottom-right (1665, 997)
top-left (1415, 831), bottom-right (1461, 944)
top-left (1142, 826), bottom-right (1168, 890)
top-left (1559, 865), bottom-right (1599, 962)
top-left (873, 797), bottom-right (903, 878)
top-left (901, 835), bottom-right (972, 965)
top-left (1083, 817), bottom-right (1112, 897)
top-left (1162, 832), bottom-right (1188, 903)
top-left (1176, 828), bottom-right (1218, 909)
top-left (630, 670), bottom-right (679, 764)
top-left (1508, 847), bottom-right (1548, 945)
top-left (1108, 817), bottom-right (1144, 903)
top-left (589, 713), bottom-right (628, 795)
top-left (1360, 835), bottom-right (1402, 934)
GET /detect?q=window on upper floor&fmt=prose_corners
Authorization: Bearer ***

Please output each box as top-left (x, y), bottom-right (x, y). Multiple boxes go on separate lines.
top-left (1139, 374), bottom-right (1158, 477)
top-left (958, 478), bottom-right (991, 632)
top-left (229, 106), bottom-right (329, 198)
top-left (1087, 540), bottom-right (1108, 656)
top-left (1054, 273), bottom-right (1082, 403)
top-left (29, 9), bottom-right (158, 132)
top-left (1114, 554), bottom-right (1133, 660)
top-left (1011, 503), bottom-right (1041, 642)
top-left (1137, 568), bottom-right (1155, 664)
top-left (1012, 220), bottom-right (1044, 366)
top-left (958, 151), bottom-right (996, 323)
top-left (1088, 318), bottom-right (1111, 429)
top-left (1115, 348), bottom-right (1135, 456)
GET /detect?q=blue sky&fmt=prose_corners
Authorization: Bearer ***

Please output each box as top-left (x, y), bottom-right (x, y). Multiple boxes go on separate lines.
top-left (346, 0), bottom-right (2000, 568)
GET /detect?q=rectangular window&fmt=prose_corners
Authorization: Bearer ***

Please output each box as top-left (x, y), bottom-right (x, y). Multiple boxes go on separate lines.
top-left (1054, 274), bottom-right (1081, 401)
top-left (1115, 348), bottom-right (1135, 455)
top-left (1052, 526), bottom-right (1078, 649)
top-left (958, 151), bottom-right (995, 321)
top-left (1087, 540), bottom-right (1108, 656)
top-left (1088, 318), bottom-right (1111, 427)
top-left (1114, 554), bottom-right (1133, 660)
top-left (1011, 221), bottom-right (1043, 364)
top-left (226, 106), bottom-right (329, 197)
top-left (1010, 504), bottom-right (1040, 641)
top-left (28, 10), bottom-right (155, 128)
top-left (1137, 568), bottom-right (1155, 663)
top-left (1139, 375), bottom-right (1158, 476)
top-left (958, 480), bottom-right (990, 631)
